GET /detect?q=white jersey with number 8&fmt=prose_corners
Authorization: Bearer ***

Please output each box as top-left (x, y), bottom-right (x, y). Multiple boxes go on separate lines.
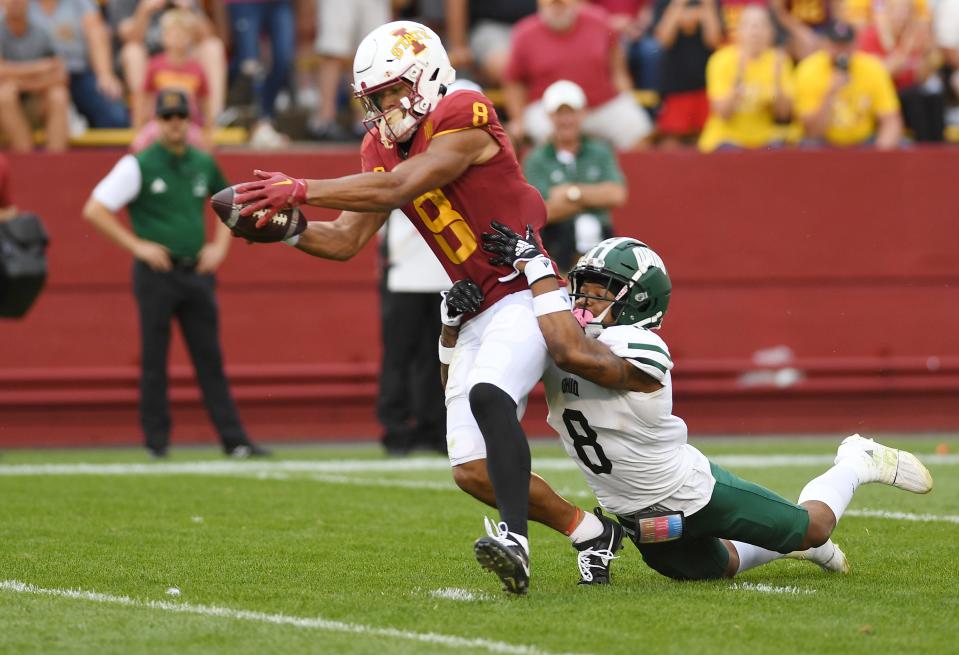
top-left (542, 325), bottom-right (715, 517)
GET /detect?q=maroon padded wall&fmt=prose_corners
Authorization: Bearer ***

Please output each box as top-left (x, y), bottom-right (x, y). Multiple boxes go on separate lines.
top-left (1, 147), bottom-right (957, 446)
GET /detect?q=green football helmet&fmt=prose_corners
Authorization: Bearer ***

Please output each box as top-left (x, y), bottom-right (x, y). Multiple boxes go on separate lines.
top-left (569, 237), bottom-right (671, 329)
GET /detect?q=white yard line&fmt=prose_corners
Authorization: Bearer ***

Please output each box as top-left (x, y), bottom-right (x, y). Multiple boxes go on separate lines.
top-left (0, 453), bottom-right (956, 477)
top-left (429, 588), bottom-right (491, 602)
top-left (0, 580), bottom-right (585, 655)
top-left (845, 509), bottom-right (959, 524)
top-left (729, 582), bottom-right (816, 595)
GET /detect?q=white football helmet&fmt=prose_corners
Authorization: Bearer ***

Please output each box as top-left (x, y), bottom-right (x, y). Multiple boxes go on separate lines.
top-left (352, 21), bottom-right (456, 147)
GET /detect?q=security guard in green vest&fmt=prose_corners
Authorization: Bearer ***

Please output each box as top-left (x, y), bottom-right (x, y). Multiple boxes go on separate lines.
top-left (83, 89), bottom-right (268, 458)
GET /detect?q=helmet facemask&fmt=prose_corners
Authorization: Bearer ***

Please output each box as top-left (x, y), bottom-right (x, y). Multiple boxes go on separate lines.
top-left (357, 74), bottom-right (427, 148)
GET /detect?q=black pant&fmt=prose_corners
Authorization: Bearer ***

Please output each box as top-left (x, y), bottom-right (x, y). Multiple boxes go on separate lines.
top-left (133, 260), bottom-right (248, 452)
top-left (899, 85), bottom-right (945, 143)
top-left (377, 289), bottom-right (446, 453)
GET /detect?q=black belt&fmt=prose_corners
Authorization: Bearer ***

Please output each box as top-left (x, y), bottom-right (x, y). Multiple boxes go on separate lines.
top-left (170, 256), bottom-right (198, 272)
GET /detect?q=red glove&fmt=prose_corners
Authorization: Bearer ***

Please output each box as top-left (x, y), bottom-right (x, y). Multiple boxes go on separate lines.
top-left (234, 169), bottom-right (308, 227)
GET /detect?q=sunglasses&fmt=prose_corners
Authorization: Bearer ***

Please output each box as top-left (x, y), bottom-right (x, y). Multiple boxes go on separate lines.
top-left (159, 112), bottom-right (189, 121)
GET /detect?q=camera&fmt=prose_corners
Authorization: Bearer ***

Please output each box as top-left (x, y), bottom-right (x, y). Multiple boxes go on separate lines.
top-left (834, 53), bottom-right (850, 72)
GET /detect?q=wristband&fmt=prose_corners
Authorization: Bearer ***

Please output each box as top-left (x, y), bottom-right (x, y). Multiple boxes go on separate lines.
top-left (533, 289), bottom-right (571, 317)
top-left (438, 337), bottom-right (455, 365)
top-left (283, 234), bottom-right (301, 247)
top-left (523, 255), bottom-right (555, 286)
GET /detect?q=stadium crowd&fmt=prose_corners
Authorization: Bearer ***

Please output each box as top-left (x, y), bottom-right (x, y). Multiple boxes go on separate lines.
top-left (0, 0), bottom-right (957, 152)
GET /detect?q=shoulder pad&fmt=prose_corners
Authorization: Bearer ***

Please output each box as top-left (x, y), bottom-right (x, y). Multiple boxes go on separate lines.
top-left (598, 325), bottom-right (673, 382)
top-left (429, 90), bottom-right (497, 137)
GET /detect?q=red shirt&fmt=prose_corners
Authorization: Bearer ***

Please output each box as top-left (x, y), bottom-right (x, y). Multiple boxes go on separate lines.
top-left (361, 90), bottom-right (549, 312)
top-left (858, 25), bottom-right (921, 89)
top-left (503, 4), bottom-right (620, 107)
top-left (0, 154), bottom-right (10, 209)
top-left (145, 54), bottom-right (208, 125)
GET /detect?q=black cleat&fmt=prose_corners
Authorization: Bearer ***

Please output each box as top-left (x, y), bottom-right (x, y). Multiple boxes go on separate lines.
top-left (575, 508), bottom-right (624, 585)
top-left (226, 443), bottom-right (272, 458)
top-left (473, 517), bottom-right (530, 595)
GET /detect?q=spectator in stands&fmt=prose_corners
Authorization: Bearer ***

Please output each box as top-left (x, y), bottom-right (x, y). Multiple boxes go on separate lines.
top-left (377, 210), bottom-right (451, 456)
top-left (935, 0), bottom-right (959, 125)
top-left (309, 0), bottom-right (390, 141)
top-left (769, 0), bottom-right (834, 60)
top-left (0, 0), bottom-right (69, 151)
top-left (523, 80), bottom-right (627, 272)
top-left (653, 0), bottom-right (722, 147)
top-left (444, 0), bottom-right (537, 86)
top-left (859, 0), bottom-right (944, 141)
top-left (717, 0), bottom-right (768, 43)
top-left (83, 89), bottom-right (268, 460)
top-left (698, 6), bottom-right (794, 151)
top-left (226, 0), bottom-right (294, 149)
top-left (794, 20), bottom-right (903, 148)
top-left (108, 0), bottom-right (226, 133)
top-left (590, 0), bottom-right (661, 90)
top-left (30, 0), bottom-right (130, 129)
top-left (131, 9), bottom-right (212, 151)
top-left (504, 0), bottom-right (653, 150)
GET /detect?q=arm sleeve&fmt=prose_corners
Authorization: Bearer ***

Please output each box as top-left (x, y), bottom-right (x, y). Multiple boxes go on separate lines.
top-left (91, 155), bottom-right (142, 211)
top-left (598, 326), bottom-right (674, 383)
top-left (705, 48), bottom-right (734, 101)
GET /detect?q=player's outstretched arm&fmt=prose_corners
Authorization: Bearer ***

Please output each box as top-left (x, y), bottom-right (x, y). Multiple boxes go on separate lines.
top-left (235, 128), bottom-right (499, 220)
top-left (293, 210), bottom-right (389, 261)
top-left (527, 274), bottom-right (657, 392)
top-left (481, 222), bottom-right (658, 392)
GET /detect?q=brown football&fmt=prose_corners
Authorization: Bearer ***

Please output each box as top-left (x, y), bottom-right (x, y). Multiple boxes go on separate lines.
top-left (210, 185), bottom-right (307, 243)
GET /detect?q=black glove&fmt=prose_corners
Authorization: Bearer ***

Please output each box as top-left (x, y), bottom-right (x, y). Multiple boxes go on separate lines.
top-left (440, 279), bottom-right (484, 326)
top-left (481, 220), bottom-right (545, 282)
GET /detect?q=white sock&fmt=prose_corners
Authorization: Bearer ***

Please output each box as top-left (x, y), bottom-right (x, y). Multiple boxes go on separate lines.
top-left (569, 511), bottom-right (604, 544)
top-left (732, 541), bottom-right (784, 574)
top-left (804, 539), bottom-right (838, 563)
top-left (797, 462), bottom-right (861, 522)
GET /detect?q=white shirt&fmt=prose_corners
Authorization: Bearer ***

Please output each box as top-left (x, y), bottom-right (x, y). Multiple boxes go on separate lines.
top-left (382, 210), bottom-right (451, 293)
top-left (542, 325), bottom-right (715, 517)
top-left (91, 155), bottom-right (142, 211)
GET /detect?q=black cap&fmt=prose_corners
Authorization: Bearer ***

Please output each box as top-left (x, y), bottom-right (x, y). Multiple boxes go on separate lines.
top-left (823, 20), bottom-right (856, 43)
top-left (155, 89), bottom-right (190, 117)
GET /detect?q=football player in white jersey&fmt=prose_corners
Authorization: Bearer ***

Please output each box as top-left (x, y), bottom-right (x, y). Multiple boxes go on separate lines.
top-left (446, 224), bottom-right (935, 582)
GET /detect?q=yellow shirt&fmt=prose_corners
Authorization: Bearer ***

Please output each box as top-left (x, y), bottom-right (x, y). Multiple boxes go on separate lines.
top-left (698, 46), bottom-right (795, 153)
top-left (794, 51), bottom-right (900, 146)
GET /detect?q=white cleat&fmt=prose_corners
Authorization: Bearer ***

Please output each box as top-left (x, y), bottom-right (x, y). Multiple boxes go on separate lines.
top-left (786, 540), bottom-right (850, 574)
top-left (835, 434), bottom-right (934, 494)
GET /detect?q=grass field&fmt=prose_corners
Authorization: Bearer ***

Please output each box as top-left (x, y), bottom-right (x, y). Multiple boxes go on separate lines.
top-left (1, 436), bottom-right (956, 655)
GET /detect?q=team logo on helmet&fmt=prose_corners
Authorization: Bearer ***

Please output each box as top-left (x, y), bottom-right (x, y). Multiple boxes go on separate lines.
top-left (390, 27), bottom-right (428, 57)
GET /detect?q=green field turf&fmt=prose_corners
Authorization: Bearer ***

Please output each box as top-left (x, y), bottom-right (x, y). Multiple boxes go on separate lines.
top-left (1, 436), bottom-right (956, 655)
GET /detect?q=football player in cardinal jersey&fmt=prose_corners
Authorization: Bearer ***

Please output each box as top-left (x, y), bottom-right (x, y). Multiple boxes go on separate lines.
top-left (232, 21), bottom-right (621, 594)
top-left (469, 226), bottom-right (934, 582)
